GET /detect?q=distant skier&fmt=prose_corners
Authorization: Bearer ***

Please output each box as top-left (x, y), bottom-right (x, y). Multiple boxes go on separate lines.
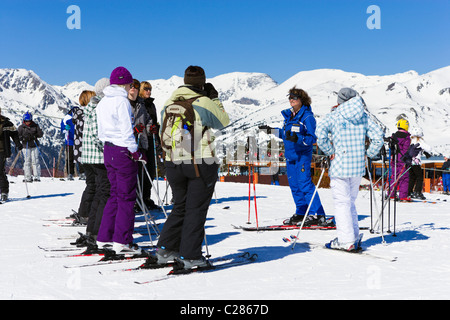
top-left (442, 156), bottom-right (450, 195)
top-left (316, 88), bottom-right (384, 251)
top-left (389, 118), bottom-right (411, 202)
top-left (408, 128), bottom-right (432, 200)
top-left (61, 109), bottom-right (76, 180)
top-left (18, 112), bottom-right (43, 182)
top-left (0, 107), bottom-right (23, 201)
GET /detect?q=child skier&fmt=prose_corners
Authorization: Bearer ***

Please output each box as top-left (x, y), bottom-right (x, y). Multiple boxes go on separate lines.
top-left (389, 118), bottom-right (411, 202)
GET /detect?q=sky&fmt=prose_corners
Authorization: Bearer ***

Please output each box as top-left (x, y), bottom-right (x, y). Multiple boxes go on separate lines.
top-left (0, 0), bottom-right (449, 86)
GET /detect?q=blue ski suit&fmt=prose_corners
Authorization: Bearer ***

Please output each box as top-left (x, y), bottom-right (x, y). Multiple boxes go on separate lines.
top-left (280, 105), bottom-right (325, 216)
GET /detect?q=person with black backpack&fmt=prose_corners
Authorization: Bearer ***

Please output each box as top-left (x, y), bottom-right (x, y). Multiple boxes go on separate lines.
top-left (151, 65), bottom-right (229, 272)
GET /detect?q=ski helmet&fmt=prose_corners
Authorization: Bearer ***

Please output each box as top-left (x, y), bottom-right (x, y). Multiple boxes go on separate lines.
top-left (23, 112), bottom-right (32, 122)
top-left (396, 118), bottom-right (409, 131)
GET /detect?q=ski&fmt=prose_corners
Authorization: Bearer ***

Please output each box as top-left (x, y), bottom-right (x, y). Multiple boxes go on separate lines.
top-left (322, 245), bottom-right (397, 262)
top-left (41, 218), bottom-right (75, 222)
top-left (234, 224), bottom-right (369, 231)
top-left (107, 252), bottom-right (253, 274)
top-left (42, 222), bottom-right (86, 227)
top-left (284, 235), bottom-right (397, 262)
top-left (38, 245), bottom-right (83, 252)
top-left (134, 253), bottom-right (258, 284)
top-left (65, 256), bottom-right (149, 269)
top-left (410, 199), bottom-right (438, 204)
top-left (45, 252), bottom-right (104, 258)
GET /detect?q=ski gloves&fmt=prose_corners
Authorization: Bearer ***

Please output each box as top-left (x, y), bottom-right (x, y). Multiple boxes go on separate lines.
top-left (130, 150), bottom-right (147, 164)
top-left (401, 143), bottom-right (422, 167)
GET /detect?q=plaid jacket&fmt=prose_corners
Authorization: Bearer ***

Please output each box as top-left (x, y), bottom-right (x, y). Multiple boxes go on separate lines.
top-left (316, 96), bottom-right (384, 178)
top-left (81, 96), bottom-right (104, 164)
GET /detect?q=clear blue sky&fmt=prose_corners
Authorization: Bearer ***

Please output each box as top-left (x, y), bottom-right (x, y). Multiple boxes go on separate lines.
top-left (1, 0), bottom-right (448, 85)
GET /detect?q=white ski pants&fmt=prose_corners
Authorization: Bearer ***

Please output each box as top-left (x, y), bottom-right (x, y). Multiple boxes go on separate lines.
top-left (330, 177), bottom-right (362, 244)
top-left (22, 147), bottom-right (41, 180)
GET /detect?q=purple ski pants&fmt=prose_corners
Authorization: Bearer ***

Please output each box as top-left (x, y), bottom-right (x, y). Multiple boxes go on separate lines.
top-left (97, 144), bottom-right (138, 245)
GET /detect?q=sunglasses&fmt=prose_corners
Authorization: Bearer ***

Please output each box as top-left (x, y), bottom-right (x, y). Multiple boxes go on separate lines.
top-left (288, 95), bottom-right (300, 100)
top-left (144, 87), bottom-right (152, 91)
top-left (130, 83), bottom-right (140, 89)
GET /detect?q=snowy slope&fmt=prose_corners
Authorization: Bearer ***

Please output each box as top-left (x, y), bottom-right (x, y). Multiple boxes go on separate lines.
top-left (1, 177), bottom-right (449, 300)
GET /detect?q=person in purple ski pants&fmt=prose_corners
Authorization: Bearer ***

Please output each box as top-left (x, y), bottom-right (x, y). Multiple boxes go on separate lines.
top-left (96, 66), bottom-right (146, 255)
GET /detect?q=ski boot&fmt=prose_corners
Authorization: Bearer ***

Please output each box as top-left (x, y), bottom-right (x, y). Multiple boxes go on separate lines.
top-left (283, 214), bottom-right (304, 225)
top-left (171, 256), bottom-right (213, 274)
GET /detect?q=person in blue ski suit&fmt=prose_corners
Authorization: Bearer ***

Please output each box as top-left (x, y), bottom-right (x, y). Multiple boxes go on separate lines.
top-left (61, 109), bottom-right (76, 180)
top-left (261, 87), bottom-right (327, 227)
top-left (442, 156), bottom-right (450, 195)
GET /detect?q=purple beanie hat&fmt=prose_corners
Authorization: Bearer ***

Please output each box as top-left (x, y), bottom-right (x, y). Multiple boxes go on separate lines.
top-left (110, 66), bottom-right (133, 85)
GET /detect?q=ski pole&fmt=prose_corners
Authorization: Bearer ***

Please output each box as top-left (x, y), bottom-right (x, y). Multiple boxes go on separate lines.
top-left (20, 146), bottom-right (31, 199)
top-left (373, 165), bottom-right (411, 231)
top-left (141, 161), bottom-right (168, 218)
top-left (203, 227), bottom-right (211, 259)
top-left (35, 142), bottom-right (53, 180)
top-left (291, 159), bottom-right (327, 251)
top-left (152, 133), bottom-right (159, 196)
top-left (253, 167), bottom-right (259, 230)
top-left (135, 174), bottom-right (160, 244)
top-left (247, 164), bottom-right (251, 224)
top-left (366, 156), bottom-right (385, 243)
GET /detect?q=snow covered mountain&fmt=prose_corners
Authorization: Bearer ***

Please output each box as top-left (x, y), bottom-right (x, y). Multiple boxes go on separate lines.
top-left (0, 69), bottom-right (77, 167)
top-left (147, 67), bottom-right (450, 156)
top-left (211, 67), bottom-right (450, 157)
top-left (53, 81), bottom-right (94, 105)
top-left (1, 66), bottom-right (449, 170)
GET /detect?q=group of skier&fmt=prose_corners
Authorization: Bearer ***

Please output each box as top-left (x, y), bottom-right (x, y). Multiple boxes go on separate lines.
top-left (1, 65), bottom-right (450, 272)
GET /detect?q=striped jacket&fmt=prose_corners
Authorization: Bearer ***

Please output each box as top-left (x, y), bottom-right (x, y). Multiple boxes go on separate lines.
top-left (81, 96), bottom-right (104, 164)
top-left (316, 96), bottom-right (384, 178)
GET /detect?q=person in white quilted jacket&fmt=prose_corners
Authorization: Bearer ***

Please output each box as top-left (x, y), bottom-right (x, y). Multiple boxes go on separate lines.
top-left (316, 88), bottom-right (384, 251)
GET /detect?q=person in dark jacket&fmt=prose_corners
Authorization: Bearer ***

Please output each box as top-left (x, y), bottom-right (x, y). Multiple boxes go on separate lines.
top-left (0, 107), bottom-right (23, 201)
top-left (151, 66), bottom-right (230, 271)
top-left (18, 112), bottom-right (43, 182)
top-left (139, 81), bottom-right (161, 209)
top-left (129, 79), bottom-right (157, 210)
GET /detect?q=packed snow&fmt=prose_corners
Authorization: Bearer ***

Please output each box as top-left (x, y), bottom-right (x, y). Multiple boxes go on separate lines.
top-left (1, 175), bottom-right (449, 300)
